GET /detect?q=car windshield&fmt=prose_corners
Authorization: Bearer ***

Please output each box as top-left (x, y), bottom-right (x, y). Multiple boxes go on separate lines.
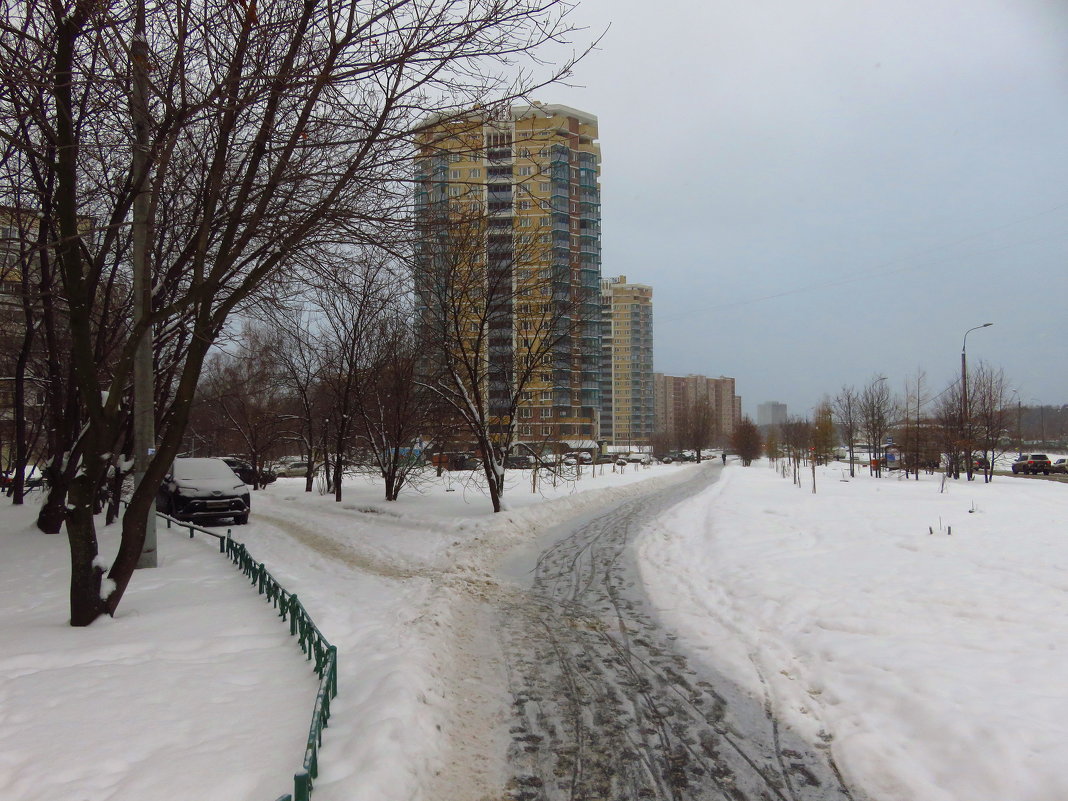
top-left (1032, 455), bottom-right (1049, 460)
top-left (172, 458), bottom-right (241, 481)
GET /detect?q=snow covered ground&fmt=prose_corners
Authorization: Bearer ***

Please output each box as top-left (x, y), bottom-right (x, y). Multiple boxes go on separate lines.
top-left (1, 458), bottom-right (1065, 801)
top-left (638, 460), bottom-right (1068, 801)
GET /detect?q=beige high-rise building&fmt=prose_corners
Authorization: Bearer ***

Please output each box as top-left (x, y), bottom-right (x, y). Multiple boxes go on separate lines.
top-left (414, 104), bottom-right (602, 446)
top-left (600, 276), bottom-right (653, 446)
top-left (654, 373), bottom-right (741, 446)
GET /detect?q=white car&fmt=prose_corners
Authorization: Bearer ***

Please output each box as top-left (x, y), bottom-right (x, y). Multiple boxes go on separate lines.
top-left (277, 461), bottom-right (316, 478)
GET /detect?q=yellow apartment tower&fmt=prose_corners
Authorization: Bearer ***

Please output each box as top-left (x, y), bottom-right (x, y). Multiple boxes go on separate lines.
top-left (414, 103), bottom-right (602, 448)
top-left (600, 275), bottom-right (654, 447)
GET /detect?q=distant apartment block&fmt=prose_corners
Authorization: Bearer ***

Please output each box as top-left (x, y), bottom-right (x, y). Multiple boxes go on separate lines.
top-left (600, 275), bottom-right (653, 446)
top-left (757, 401), bottom-right (788, 427)
top-left (654, 373), bottom-right (740, 445)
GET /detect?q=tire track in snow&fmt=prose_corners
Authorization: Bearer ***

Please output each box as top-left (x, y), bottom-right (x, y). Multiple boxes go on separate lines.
top-left (495, 467), bottom-right (865, 801)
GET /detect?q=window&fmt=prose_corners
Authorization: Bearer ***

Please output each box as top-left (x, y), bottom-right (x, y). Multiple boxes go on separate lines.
top-left (449, 186), bottom-right (462, 197)
top-left (449, 153), bottom-right (462, 163)
top-left (539, 182), bottom-right (551, 192)
top-left (520, 407), bottom-right (533, 418)
top-left (543, 426), bottom-right (552, 436)
top-left (541, 391), bottom-right (552, 401)
top-left (518, 199), bottom-right (531, 210)
top-left (450, 169), bottom-right (461, 180)
top-left (521, 425), bottom-right (532, 436)
top-left (469, 168), bottom-right (482, 178)
top-left (518, 166), bottom-right (533, 176)
top-left (522, 391), bottom-right (533, 400)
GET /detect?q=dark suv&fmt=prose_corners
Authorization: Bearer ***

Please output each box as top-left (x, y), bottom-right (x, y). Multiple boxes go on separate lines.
top-left (159, 457), bottom-right (251, 524)
top-left (1011, 454), bottom-right (1052, 475)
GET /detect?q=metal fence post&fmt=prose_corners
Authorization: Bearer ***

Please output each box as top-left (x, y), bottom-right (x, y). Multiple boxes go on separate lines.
top-left (294, 771), bottom-right (311, 801)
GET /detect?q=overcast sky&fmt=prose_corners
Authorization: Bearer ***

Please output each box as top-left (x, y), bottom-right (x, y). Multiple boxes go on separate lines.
top-left (542, 0), bottom-right (1068, 416)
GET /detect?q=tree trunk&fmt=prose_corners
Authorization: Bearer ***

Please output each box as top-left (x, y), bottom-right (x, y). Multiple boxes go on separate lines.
top-left (66, 474), bottom-right (105, 626)
top-left (36, 454), bottom-right (69, 534)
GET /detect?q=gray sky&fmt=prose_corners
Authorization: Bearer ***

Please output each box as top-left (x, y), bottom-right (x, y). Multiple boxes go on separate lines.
top-left (544, 0), bottom-right (1068, 416)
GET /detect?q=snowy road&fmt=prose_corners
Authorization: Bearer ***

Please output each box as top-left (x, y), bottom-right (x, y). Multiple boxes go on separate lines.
top-left (494, 466), bottom-right (864, 801)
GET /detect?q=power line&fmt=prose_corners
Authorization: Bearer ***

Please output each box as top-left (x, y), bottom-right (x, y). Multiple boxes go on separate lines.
top-left (657, 200), bottom-right (1068, 324)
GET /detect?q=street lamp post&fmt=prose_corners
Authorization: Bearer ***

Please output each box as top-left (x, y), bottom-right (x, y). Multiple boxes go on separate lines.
top-left (961, 322), bottom-right (993, 480)
top-left (1009, 389), bottom-right (1021, 454)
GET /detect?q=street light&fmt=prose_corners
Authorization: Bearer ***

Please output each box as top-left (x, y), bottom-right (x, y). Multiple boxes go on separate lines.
top-left (1009, 389), bottom-right (1021, 454)
top-left (961, 322), bottom-right (993, 479)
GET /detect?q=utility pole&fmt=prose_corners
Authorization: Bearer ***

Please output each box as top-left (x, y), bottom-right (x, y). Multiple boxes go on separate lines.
top-left (131, 0), bottom-right (157, 567)
top-left (961, 323), bottom-right (992, 482)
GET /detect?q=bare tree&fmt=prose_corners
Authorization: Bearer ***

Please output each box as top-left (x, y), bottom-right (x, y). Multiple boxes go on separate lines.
top-left (679, 394), bottom-right (715, 462)
top-left (197, 326), bottom-right (290, 489)
top-left (1, 0), bottom-right (587, 624)
top-left (417, 210), bottom-right (590, 513)
top-left (970, 362), bottom-right (1011, 483)
top-left (832, 385), bottom-right (860, 477)
top-left (860, 376), bottom-right (893, 476)
top-left (309, 252), bottom-right (401, 502)
top-left (352, 316), bottom-right (451, 501)
top-left (932, 381), bottom-right (963, 479)
top-left (779, 416), bottom-right (812, 486)
top-left (264, 308), bottom-right (328, 493)
top-left (899, 369), bottom-right (930, 480)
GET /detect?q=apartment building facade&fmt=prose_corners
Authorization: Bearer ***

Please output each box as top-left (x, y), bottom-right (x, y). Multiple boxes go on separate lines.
top-left (414, 103), bottom-right (602, 445)
top-left (600, 275), bottom-right (653, 446)
top-left (654, 373), bottom-right (741, 447)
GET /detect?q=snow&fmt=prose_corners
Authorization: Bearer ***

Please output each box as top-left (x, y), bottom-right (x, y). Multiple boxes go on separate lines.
top-left (2, 459), bottom-right (1066, 801)
top-left (637, 460), bottom-right (1068, 801)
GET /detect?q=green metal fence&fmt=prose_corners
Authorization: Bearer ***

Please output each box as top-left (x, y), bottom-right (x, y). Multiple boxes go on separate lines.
top-left (146, 507), bottom-right (338, 801)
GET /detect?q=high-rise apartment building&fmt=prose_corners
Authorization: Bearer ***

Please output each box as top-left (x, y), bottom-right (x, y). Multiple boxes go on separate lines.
top-left (654, 373), bottom-right (741, 446)
top-left (600, 275), bottom-right (653, 446)
top-left (757, 401), bottom-right (788, 427)
top-left (414, 104), bottom-right (602, 444)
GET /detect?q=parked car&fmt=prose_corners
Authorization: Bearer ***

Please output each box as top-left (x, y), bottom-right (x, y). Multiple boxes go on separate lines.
top-left (577, 452), bottom-right (593, 464)
top-left (158, 457), bottom-right (250, 524)
top-left (277, 461), bottom-right (315, 478)
top-left (504, 454), bottom-right (534, 469)
top-left (221, 457), bottom-right (276, 486)
top-left (0, 471), bottom-right (44, 489)
top-left (1011, 454), bottom-right (1052, 475)
top-left (1051, 458), bottom-right (1067, 474)
top-left (561, 454), bottom-right (578, 466)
